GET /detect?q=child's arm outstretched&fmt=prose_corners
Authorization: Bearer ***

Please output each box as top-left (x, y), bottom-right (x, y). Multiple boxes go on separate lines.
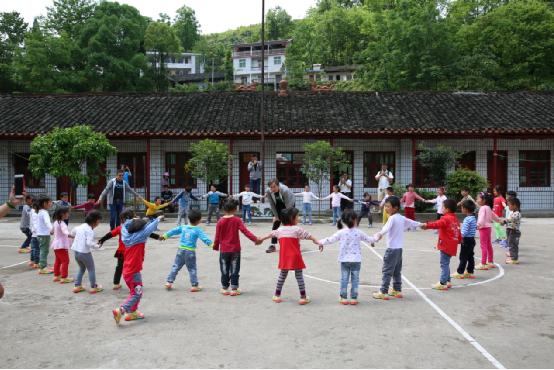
top-left (197, 228), bottom-right (213, 248)
top-left (296, 227), bottom-right (324, 251)
top-left (238, 220), bottom-right (259, 244)
top-left (318, 230), bottom-right (341, 246)
top-left (160, 225), bottom-right (183, 240)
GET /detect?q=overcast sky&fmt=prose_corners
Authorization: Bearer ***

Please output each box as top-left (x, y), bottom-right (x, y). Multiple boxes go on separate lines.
top-left (0, 0), bottom-right (316, 34)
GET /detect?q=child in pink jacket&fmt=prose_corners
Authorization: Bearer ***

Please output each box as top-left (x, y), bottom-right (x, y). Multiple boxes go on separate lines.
top-left (475, 192), bottom-right (501, 270)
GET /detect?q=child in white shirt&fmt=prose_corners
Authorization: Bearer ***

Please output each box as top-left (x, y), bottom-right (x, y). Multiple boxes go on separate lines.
top-left (425, 187), bottom-right (448, 219)
top-left (294, 185), bottom-right (319, 225)
top-left (232, 184), bottom-right (263, 224)
top-left (321, 185), bottom-right (353, 226)
top-left (71, 211), bottom-right (103, 294)
top-left (36, 195), bottom-right (53, 274)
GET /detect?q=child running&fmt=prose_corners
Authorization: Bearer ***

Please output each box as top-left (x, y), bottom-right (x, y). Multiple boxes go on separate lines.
top-left (294, 185), bottom-right (319, 225)
top-left (98, 209), bottom-right (160, 290)
top-left (71, 211), bottom-right (103, 293)
top-left (401, 184), bottom-right (425, 220)
top-left (372, 196), bottom-right (422, 300)
top-left (51, 207), bottom-right (73, 284)
top-left (19, 194), bottom-right (33, 254)
top-left (161, 209), bottom-right (212, 292)
top-left (202, 185), bottom-right (228, 225)
top-left (319, 209), bottom-right (377, 305)
top-left (113, 215), bottom-right (162, 324)
top-left (421, 199), bottom-right (462, 290)
top-left (321, 185), bottom-right (353, 226)
top-left (503, 197), bottom-right (522, 265)
top-left (36, 195), bottom-right (53, 275)
top-left (259, 208), bottom-right (323, 305)
top-left (475, 192), bottom-right (501, 270)
top-left (213, 199), bottom-right (259, 296)
top-left (452, 200), bottom-right (477, 279)
top-left (232, 184), bottom-right (263, 225)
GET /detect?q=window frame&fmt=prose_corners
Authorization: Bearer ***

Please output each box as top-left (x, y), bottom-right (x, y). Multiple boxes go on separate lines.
top-left (13, 153), bottom-right (45, 188)
top-left (363, 151), bottom-right (396, 187)
top-left (274, 56), bottom-right (282, 65)
top-left (276, 152), bottom-right (308, 189)
top-left (239, 59), bottom-right (246, 68)
top-left (519, 150), bottom-right (551, 187)
top-left (165, 152), bottom-right (196, 189)
top-left (117, 153), bottom-right (146, 188)
top-left (456, 151), bottom-right (476, 171)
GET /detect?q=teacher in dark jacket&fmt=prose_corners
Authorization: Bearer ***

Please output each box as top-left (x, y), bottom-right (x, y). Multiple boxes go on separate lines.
top-left (264, 178), bottom-right (295, 253)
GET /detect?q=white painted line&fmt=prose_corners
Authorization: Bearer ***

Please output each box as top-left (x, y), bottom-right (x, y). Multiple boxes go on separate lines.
top-left (362, 242), bottom-right (505, 369)
top-left (0, 260), bottom-right (28, 270)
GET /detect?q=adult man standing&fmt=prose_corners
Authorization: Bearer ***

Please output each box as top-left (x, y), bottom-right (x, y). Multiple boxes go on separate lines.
top-left (338, 173), bottom-right (353, 211)
top-left (375, 164), bottom-right (394, 201)
top-left (96, 169), bottom-right (140, 229)
top-left (264, 178), bottom-right (295, 253)
top-left (247, 155), bottom-right (263, 195)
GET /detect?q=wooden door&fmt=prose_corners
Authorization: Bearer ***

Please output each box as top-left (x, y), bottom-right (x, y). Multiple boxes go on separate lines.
top-left (56, 176), bottom-right (74, 202)
top-left (487, 151), bottom-right (508, 192)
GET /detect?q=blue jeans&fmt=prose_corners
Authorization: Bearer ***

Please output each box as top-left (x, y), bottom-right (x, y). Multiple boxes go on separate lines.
top-left (166, 249), bottom-right (198, 286)
top-left (440, 251), bottom-right (451, 285)
top-left (30, 237), bottom-right (39, 263)
top-left (340, 262), bottom-right (361, 299)
top-left (109, 199), bottom-right (124, 230)
top-left (219, 252), bottom-right (241, 289)
top-left (332, 207), bottom-right (341, 225)
top-left (20, 228), bottom-right (32, 248)
top-left (242, 204), bottom-right (252, 223)
top-left (302, 203), bottom-right (312, 224)
top-left (250, 178), bottom-right (261, 195)
top-left (74, 251), bottom-right (96, 288)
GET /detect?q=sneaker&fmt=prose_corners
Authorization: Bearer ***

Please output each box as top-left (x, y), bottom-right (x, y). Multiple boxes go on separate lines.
top-left (372, 292), bottom-right (389, 300)
top-left (220, 288), bottom-right (230, 296)
top-left (89, 285), bottom-right (104, 294)
top-left (112, 308), bottom-right (123, 325)
top-left (59, 277), bottom-right (74, 284)
top-left (486, 263), bottom-right (496, 269)
top-left (164, 282), bottom-right (173, 290)
top-left (432, 282), bottom-right (448, 290)
top-left (447, 282), bottom-right (453, 289)
top-left (388, 289), bottom-right (403, 298)
top-left (463, 272), bottom-right (476, 279)
top-left (265, 245), bottom-right (276, 254)
top-left (475, 264), bottom-right (489, 270)
top-left (38, 268), bottom-right (53, 275)
top-left (506, 259), bottom-right (519, 265)
top-left (298, 297), bottom-right (311, 305)
top-left (350, 299), bottom-right (359, 305)
top-left (52, 276), bottom-right (60, 282)
top-left (73, 286), bottom-right (85, 293)
top-left (190, 286), bottom-right (202, 293)
top-left (124, 311), bottom-right (145, 321)
top-left (18, 248), bottom-right (30, 254)
top-left (339, 298), bottom-right (349, 305)
top-left (272, 295), bottom-right (282, 303)
top-left (113, 284), bottom-right (122, 290)
top-left (451, 273), bottom-right (465, 279)
top-left (229, 289), bottom-right (241, 296)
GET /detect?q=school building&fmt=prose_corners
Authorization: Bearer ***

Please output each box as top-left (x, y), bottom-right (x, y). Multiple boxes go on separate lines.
top-left (0, 90), bottom-right (553, 212)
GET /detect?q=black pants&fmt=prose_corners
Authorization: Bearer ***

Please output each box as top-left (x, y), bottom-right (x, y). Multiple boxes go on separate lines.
top-left (358, 209), bottom-right (373, 226)
top-left (271, 203), bottom-right (287, 245)
top-left (113, 252), bottom-right (124, 285)
top-left (457, 237), bottom-right (476, 274)
top-left (219, 252), bottom-right (241, 289)
top-left (340, 192), bottom-right (353, 211)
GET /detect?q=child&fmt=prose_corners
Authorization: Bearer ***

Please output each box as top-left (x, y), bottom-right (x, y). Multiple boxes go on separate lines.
top-left (457, 187), bottom-right (475, 209)
top-left (213, 199), bottom-right (259, 295)
top-left (503, 197), bottom-right (521, 264)
top-left (492, 185), bottom-right (507, 244)
top-left (452, 200), bottom-right (477, 279)
top-left (425, 187), bottom-right (448, 219)
top-left (72, 194), bottom-right (97, 216)
top-left (202, 185), bottom-right (228, 225)
top-left (161, 209), bottom-right (212, 292)
top-left (502, 191), bottom-right (517, 253)
top-left (232, 184), bottom-right (263, 225)
top-left (422, 199), bottom-right (462, 290)
top-left (53, 192), bottom-right (72, 225)
top-left (51, 207), bottom-right (73, 283)
top-left (259, 208), bottom-right (322, 305)
top-left (372, 196), bottom-right (422, 300)
top-left (356, 192), bottom-right (379, 228)
top-left (319, 209), bottom-right (377, 305)
top-left (161, 186), bottom-right (175, 213)
top-left (36, 195), bottom-right (53, 274)
top-left (140, 196), bottom-right (171, 220)
top-left (475, 192), bottom-right (501, 270)
top-left (294, 185), bottom-right (319, 225)
top-left (28, 200), bottom-right (40, 269)
top-left (19, 194), bottom-right (33, 254)
top-left (173, 186), bottom-right (199, 226)
top-left (112, 215), bottom-right (162, 324)
top-left (379, 187), bottom-right (394, 225)
top-left (401, 184), bottom-right (425, 220)
top-left (98, 209), bottom-right (160, 290)
top-left (321, 185), bottom-right (353, 226)
top-left (71, 211), bottom-right (103, 293)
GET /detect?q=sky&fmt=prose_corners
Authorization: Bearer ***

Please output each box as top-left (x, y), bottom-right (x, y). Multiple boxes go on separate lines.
top-left (0, 0), bottom-right (316, 34)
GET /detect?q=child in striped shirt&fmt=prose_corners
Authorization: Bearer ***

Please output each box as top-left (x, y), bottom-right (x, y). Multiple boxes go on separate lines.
top-left (452, 200), bottom-right (477, 279)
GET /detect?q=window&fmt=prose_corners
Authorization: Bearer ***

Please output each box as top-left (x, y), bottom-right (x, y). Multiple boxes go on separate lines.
top-left (363, 152), bottom-right (395, 187)
top-left (519, 150), bottom-right (550, 187)
top-left (239, 59), bottom-right (246, 68)
top-left (414, 150), bottom-right (435, 188)
top-left (13, 153), bottom-right (44, 188)
top-left (184, 57), bottom-right (190, 64)
top-left (457, 151), bottom-right (476, 171)
top-left (165, 152), bottom-right (196, 188)
top-left (274, 56), bottom-right (282, 65)
top-left (336, 75), bottom-right (341, 81)
top-left (240, 76), bottom-right (248, 84)
top-left (117, 153), bottom-right (146, 188)
top-left (276, 153), bottom-right (307, 188)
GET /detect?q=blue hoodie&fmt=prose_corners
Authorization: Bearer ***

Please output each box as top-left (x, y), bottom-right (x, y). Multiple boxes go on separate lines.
top-left (122, 218), bottom-right (160, 247)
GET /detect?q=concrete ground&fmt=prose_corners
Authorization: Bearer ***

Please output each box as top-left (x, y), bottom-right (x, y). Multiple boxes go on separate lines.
top-left (0, 216), bottom-right (553, 368)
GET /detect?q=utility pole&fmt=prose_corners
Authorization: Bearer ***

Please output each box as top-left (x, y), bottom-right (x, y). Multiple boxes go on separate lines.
top-left (260, 0), bottom-right (266, 189)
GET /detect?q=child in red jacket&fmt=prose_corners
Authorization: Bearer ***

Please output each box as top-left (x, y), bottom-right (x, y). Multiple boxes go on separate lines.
top-left (213, 199), bottom-right (259, 296)
top-left (422, 199), bottom-right (462, 291)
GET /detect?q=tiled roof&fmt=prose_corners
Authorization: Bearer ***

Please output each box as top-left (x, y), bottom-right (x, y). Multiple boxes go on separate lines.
top-left (0, 91), bottom-right (553, 138)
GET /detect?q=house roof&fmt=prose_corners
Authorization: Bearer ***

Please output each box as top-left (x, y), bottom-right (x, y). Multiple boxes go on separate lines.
top-left (0, 91), bottom-right (553, 138)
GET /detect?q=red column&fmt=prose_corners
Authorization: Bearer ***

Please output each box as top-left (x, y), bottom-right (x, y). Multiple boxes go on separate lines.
top-left (146, 138), bottom-right (150, 201)
top-left (411, 137), bottom-right (417, 185)
top-left (492, 137), bottom-right (498, 189)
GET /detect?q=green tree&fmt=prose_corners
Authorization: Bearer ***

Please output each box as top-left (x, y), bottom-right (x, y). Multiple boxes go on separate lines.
top-left (28, 125), bottom-right (116, 186)
top-left (266, 6), bottom-right (294, 40)
top-left (446, 169), bottom-right (488, 202)
top-left (0, 11), bottom-right (27, 91)
top-left (45, 0), bottom-right (95, 38)
top-left (416, 144), bottom-right (460, 186)
top-left (187, 139), bottom-right (230, 189)
top-left (173, 5), bottom-right (200, 51)
top-left (144, 21), bottom-right (181, 92)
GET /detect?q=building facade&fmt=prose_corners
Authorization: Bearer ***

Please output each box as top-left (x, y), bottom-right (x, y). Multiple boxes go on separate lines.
top-left (306, 64), bottom-right (361, 82)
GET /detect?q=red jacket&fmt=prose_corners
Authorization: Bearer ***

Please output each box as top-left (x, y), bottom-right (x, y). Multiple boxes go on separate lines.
top-left (426, 213), bottom-right (462, 257)
top-left (123, 242), bottom-right (145, 276)
top-left (213, 216), bottom-right (257, 253)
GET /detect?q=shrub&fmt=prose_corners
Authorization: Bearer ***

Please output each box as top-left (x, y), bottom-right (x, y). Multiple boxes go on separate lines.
top-left (445, 169), bottom-right (488, 201)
